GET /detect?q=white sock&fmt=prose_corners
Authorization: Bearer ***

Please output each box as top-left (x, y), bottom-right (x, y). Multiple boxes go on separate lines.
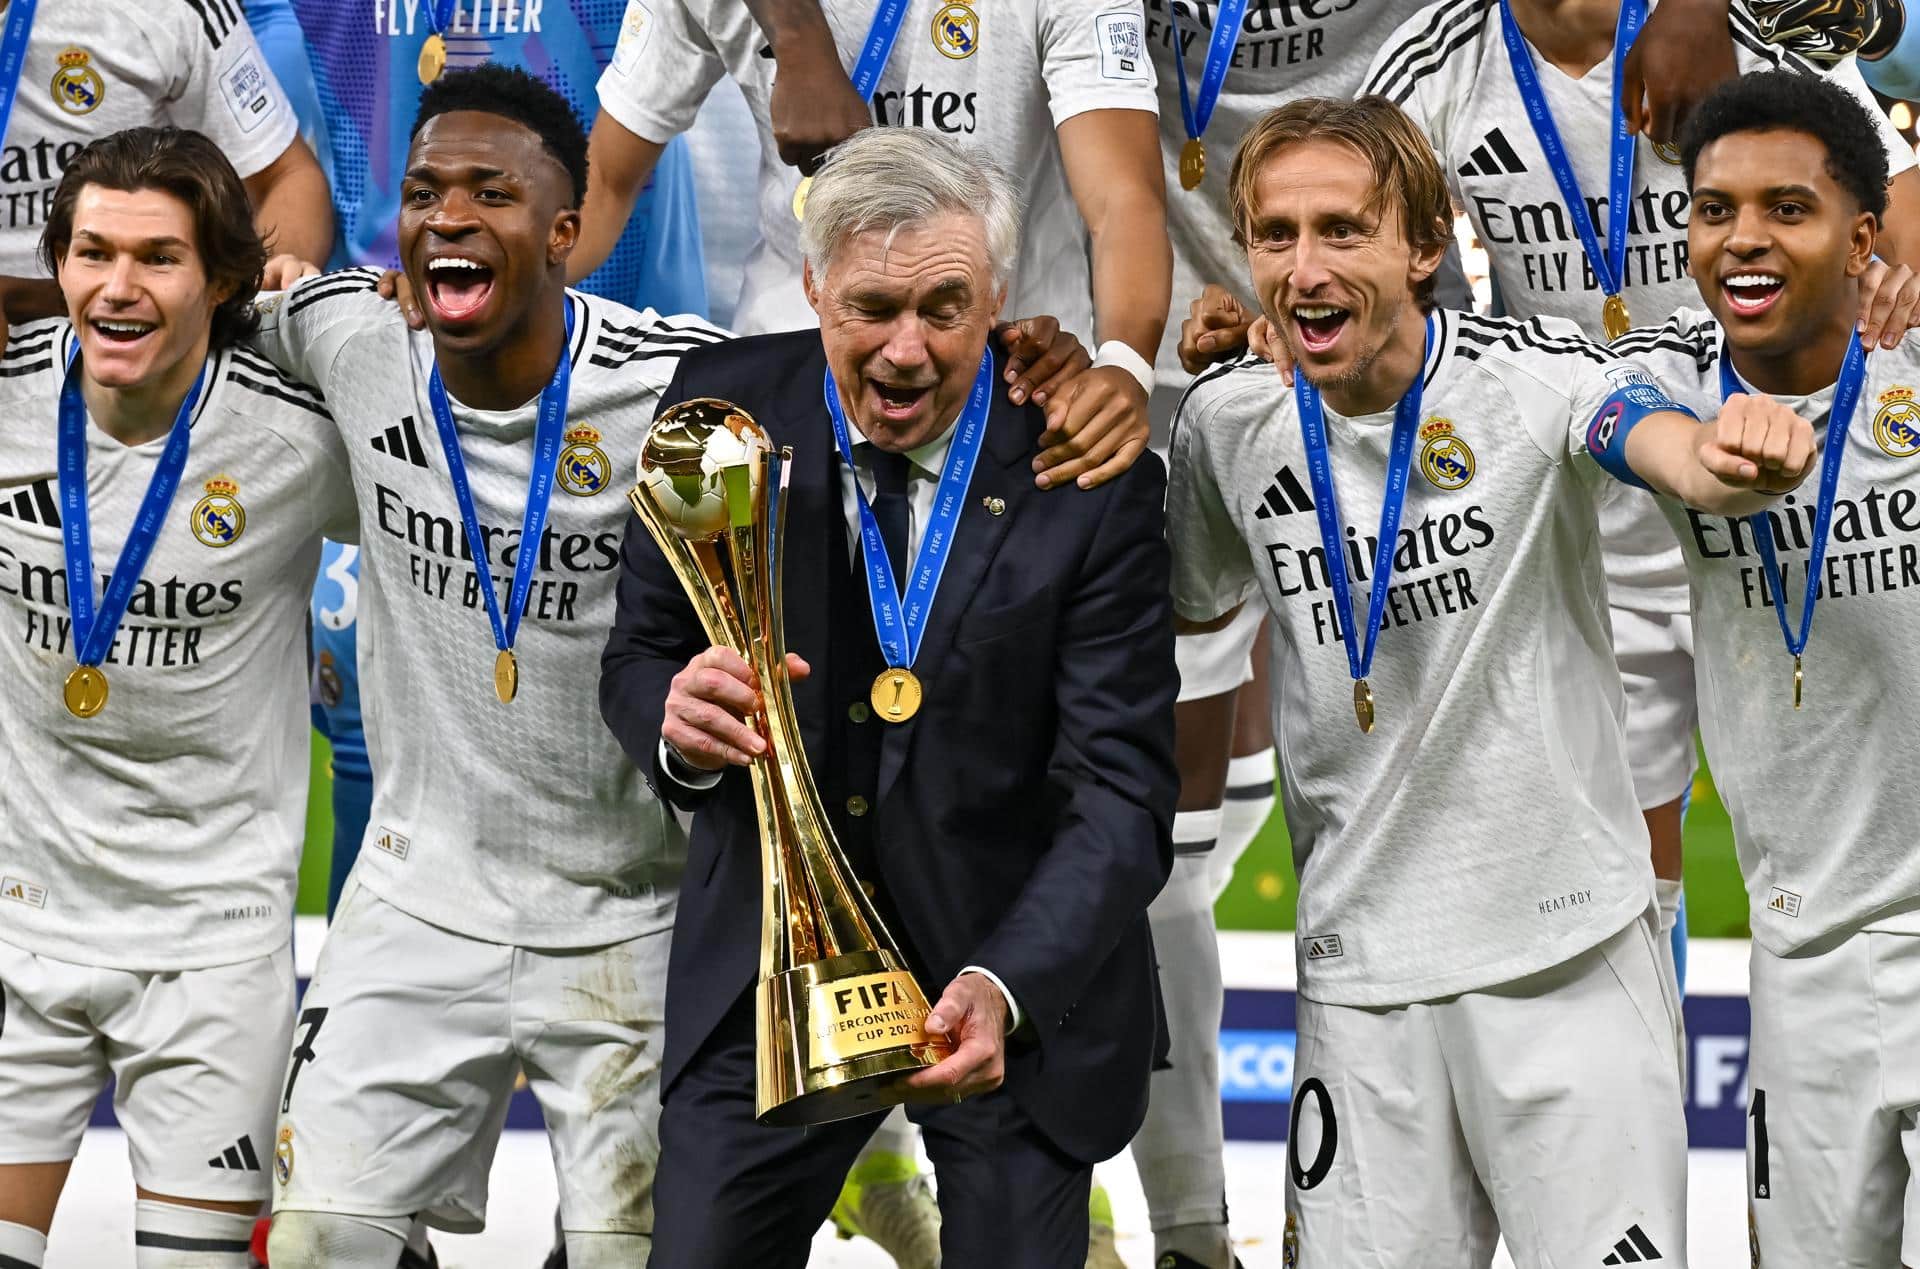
top-left (1654, 877), bottom-right (1682, 933)
top-left (1131, 854), bottom-right (1230, 1233)
top-left (1213, 750), bottom-right (1276, 898)
top-left (267, 1210), bottom-right (410, 1269)
top-left (0, 1219), bottom-right (47, 1268)
top-left (565, 1230), bottom-right (650, 1268)
top-left (133, 1200), bottom-right (255, 1268)
top-left (1173, 806), bottom-right (1224, 858)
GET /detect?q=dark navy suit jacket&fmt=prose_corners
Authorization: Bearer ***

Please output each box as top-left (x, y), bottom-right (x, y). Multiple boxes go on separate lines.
top-left (599, 330), bottom-right (1178, 1164)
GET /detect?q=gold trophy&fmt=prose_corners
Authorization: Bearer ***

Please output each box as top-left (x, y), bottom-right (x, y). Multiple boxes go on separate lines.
top-left (630, 399), bottom-right (952, 1126)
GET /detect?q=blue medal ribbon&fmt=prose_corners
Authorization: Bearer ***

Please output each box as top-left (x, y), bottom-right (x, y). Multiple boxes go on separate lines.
top-left (425, 301), bottom-right (575, 667)
top-left (849, 0), bottom-right (911, 102)
top-left (424, 0), bottom-right (457, 36)
top-left (1295, 315), bottom-right (1432, 727)
top-left (1718, 332), bottom-right (1868, 685)
top-left (0, 0), bottom-right (39, 146)
top-left (823, 349), bottom-right (993, 669)
top-left (56, 342), bottom-right (208, 669)
top-left (1498, 0), bottom-right (1644, 307)
top-left (1167, 0), bottom-right (1250, 145)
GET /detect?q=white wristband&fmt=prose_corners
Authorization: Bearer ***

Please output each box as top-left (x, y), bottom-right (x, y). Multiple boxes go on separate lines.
top-left (1092, 339), bottom-right (1155, 396)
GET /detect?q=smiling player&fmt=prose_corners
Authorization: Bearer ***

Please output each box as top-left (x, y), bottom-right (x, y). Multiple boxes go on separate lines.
top-left (0, 128), bottom-right (353, 1269)
top-left (1607, 70), bottom-right (1920, 1266)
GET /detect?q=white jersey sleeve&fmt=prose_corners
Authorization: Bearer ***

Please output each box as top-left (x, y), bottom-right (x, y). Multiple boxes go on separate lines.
top-left (1451, 313), bottom-right (1648, 480)
top-left (1037, 0), bottom-right (1158, 126)
top-left (1167, 358), bottom-right (1263, 624)
top-left (152, 2), bottom-right (299, 179)
top-left (251, 269), bottom-right (394, 391)
top-left (597, 0), bottom-right (730, 143)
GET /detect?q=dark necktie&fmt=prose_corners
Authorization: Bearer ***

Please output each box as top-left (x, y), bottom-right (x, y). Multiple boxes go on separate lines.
top-left (868, 447), bottom-right (912, 583)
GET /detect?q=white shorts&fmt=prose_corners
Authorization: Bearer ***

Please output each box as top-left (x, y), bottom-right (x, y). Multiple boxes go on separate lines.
top-left (1174, 601), bottom-right (1262, 704)
top-left (272, 879), bottom-right (668, 1235)
top-left (0, 937), bottom-right (294, 1203)
top-left (1285, 915), bottom-right (1687, 1268)
top-left (1748, 930), bottom-right (1920, 1267)
top-left (1609, 604), bottom-right (1698, 810)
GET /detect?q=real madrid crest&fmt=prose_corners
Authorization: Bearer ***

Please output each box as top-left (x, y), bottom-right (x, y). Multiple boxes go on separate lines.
top-left (1874, 385), bottom-right (1920, 457)
top-left (275, 1127), bottom-right (294, 1185)
top-left (559, 424), bottom-right (611, 496)
top-left (933, 1), bottom-right (981, 58)
top-left (1419, 416), bottom-right (1475, 490)
top-left (1283, 1211), bottom-right (1299, 1269)
top-left (190, 475), bottom-right (246, 548)
top-left (51, 47), bottom-right (104, 116)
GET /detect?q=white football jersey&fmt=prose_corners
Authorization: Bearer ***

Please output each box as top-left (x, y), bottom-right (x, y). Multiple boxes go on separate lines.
top-left (1615, 310), bottom-right (1920, 952)
top-left (1168, 309), bottom-right (1656, 1006)
top-left (1145, 0), bottom-right (1434, 389)
top-left (597, 0), bottom-right (1159, 339)
top-left (1362, 0), bottom-right (1913, 613)
top-left (0, 320), bottom-right (354, 971)
top-left (250, 272), bottom-right (724, 949)
top-left (0, 0), bottom-right (296, 277)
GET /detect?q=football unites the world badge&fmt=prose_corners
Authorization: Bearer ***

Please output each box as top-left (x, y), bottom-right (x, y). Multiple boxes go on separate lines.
top-left (189, 475), bottom-right (246, 548)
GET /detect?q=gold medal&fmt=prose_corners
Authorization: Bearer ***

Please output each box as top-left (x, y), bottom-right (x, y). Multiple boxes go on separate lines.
top-left (1179, 137), bottom-right (1206, 191)
top-left (494, 648), bottom-right (518, 704)
top-left (1602, 292), bottom-right (1631, 342)
top-left (417, 32), bottom-right (447, 84)
top-left (1792, 654), bottom-right (1803, 710)
top-left (871, 668), bottom-right (922, 723)
top-left (792, 175), bottom-right (812, 222)
top-left (64, 664), bottom-right (108, 718)
top-left (1353, 678), bottom-right (1374, 734)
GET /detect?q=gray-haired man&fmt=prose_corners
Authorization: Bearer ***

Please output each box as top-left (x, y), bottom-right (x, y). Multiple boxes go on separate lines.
top-left (599, 126), bottom-right (1179, 1268)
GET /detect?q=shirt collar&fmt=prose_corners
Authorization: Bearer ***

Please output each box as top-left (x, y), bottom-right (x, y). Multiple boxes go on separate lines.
top-left (850, 415), bottom-right (960, 480)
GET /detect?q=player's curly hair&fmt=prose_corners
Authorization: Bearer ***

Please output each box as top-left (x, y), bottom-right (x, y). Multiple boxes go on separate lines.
top-left (1679, 70), bottom-right (1890, 221)
top-left (40, 126), bottom-right (264, 351)
top-left (412, 65), bottom-right (590, 208)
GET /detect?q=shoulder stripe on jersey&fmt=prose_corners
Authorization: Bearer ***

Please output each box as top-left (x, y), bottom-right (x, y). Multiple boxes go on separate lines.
top-left (285, 271), bottom-right (384, 318)
top-left (229, 372), bottom-right (333, 420)
top-left (229, 346), bottom-right (327, 400)
top-left (1367, 0), bottom-right (1495, 102)
top-left (594, 332), bottom-right (727, 360)
top-left (1452, 317), bottom-right (1612, 364)
top-left (1608, 335), bottom-right (1721, 371)
top-left (1168, 352), bottom-right (1265, 451)
top-left (177, 0), bottom-right (236, 50)
top-left (598, 319), bottom-right (727, 345)
top-left (2, 333), bottom-right (55, 364)
top-left (0, 355), bottom-right (51, 378)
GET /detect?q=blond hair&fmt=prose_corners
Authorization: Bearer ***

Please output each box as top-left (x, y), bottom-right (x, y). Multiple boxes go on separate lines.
top-left (1228, 95), bottom-right (1453, 306)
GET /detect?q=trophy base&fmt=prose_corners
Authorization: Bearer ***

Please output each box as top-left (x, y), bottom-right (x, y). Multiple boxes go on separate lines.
top-left (755, 948), bottom-right (953, 1127)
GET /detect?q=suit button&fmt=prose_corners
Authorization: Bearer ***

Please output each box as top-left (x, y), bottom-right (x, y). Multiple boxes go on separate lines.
top-left (847, 795), bottom-right (870, 817)
top-left (848, 701), bottom-right (870, 723)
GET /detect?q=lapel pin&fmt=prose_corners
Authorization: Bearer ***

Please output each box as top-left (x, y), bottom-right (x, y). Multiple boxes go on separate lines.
top-left (983, 496), bottom-right (1006, 516)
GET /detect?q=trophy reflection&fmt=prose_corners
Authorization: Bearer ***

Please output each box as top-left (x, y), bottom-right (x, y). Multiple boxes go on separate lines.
top-left (629, 398), bottom-right (952, 1126)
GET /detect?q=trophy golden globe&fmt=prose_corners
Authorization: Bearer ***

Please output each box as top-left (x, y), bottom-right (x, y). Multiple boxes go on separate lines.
top-left (629, 398), bottom-right (952, 1126)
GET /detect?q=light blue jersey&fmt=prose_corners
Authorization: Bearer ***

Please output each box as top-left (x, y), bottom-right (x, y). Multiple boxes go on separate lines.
top-left (292, 0), bottom-right (709, 316)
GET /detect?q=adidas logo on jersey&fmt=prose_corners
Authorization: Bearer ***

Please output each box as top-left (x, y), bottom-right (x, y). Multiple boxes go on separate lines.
top-left (373, 828), bottom-right (411, 861)
top-left (1, 876), bottom-right (47, 909)
top-left (0, 478), bottom-right (60, 528)
top-left (1254, 466), bottom-right (1315, 520)
top-left (1765, 887), bottom-right (1802, 918)
top-left (1601, 1223), bottom-right (1663, 1263)
top-left (1457, 127), bottom-right (1529, 179)
top-left (371, 414), bottom-right (430, 468)
top-left (1304, 933), bottom-right (1343, 960)
top-left (207, 1136), bottom-right (262, 1172)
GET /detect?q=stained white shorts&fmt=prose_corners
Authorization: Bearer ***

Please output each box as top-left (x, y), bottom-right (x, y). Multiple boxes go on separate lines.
top-left (272, 879), bottom-right (669, 1235)
top-left (1747, 928), bottom-right (1920, 1267)
top-left (0, 936), bottom-right (294, 1203)
top-left (1285, 914), bottom-right (1688, 1268)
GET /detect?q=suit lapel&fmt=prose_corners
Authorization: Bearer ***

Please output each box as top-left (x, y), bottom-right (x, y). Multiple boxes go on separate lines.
top-left (874, 387), bottom-right (1032, 807)
top-left (767, 347), bottom-right (836, 762)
